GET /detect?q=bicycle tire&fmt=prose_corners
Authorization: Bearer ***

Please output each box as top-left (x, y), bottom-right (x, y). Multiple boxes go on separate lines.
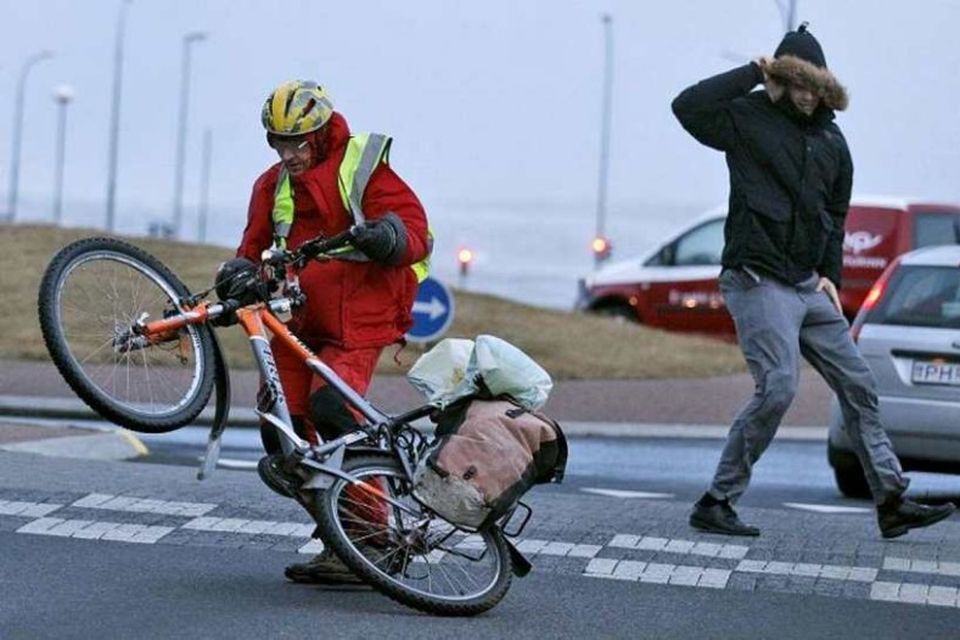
top-left (37, 237), bottom-right (215, 433)
top-left (314, 453), bottom-right (513, 616)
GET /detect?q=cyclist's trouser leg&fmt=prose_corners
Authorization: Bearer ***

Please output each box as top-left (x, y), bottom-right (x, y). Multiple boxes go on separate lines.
top-left (308, 344), bottom-right (388, 538)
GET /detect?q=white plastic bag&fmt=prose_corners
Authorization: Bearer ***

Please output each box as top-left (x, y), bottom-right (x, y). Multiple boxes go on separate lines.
top-left (405, 338), bottom-right (475, 406)
top-left (452, 335), bottom-right (553, 410)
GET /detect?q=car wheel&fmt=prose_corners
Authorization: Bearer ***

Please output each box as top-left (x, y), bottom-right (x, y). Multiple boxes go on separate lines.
top-left (828, 442), bottom-right (871, 499)
top-left (592, 303), bottom-right (637, 323)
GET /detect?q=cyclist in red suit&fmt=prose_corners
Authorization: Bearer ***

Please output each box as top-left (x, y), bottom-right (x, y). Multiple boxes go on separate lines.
top-left (234, 80), bottom-right (430, 585)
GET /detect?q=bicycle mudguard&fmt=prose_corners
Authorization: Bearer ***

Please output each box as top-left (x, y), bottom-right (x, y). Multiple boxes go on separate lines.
top-left (197, 329), bottom-right (231, 480)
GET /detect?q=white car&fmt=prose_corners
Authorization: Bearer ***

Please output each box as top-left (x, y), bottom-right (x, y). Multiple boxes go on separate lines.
top-left (828, 245), bottom-right (960, 497)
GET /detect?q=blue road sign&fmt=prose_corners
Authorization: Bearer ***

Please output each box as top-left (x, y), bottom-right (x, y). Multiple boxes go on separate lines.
top-left (406, 276), bottom-right (455, 343)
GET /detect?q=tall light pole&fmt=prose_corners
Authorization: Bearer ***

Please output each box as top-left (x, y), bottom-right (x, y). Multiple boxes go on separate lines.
top-left (775, 0), bottom-right (798, 33)
top-left (7, 50), bottom-right (53, 222)
top-left (197, 128), bottom-right (212, 243)
top-left (593, 13), bottom-right (614, 267)
top-left (172, 31), bottom-right (206, 239)
top-left (52, 85), bottom-right (75, 226)
top-left (105, 0), bottom-right (132, 233)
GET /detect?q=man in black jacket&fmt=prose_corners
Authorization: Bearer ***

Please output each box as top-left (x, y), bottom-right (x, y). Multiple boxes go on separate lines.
top-left (672, 23), bottom-right (955, 538)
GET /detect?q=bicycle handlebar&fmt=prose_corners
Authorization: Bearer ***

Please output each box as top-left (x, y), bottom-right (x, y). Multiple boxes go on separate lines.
top-left (261, 224), bottom-right (364, 271)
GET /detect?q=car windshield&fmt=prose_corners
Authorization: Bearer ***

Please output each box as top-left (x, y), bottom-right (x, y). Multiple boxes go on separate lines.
top-left (914, 213), bottom-right (960, 249)
top-left (873, 265), bottom-right (960, 328)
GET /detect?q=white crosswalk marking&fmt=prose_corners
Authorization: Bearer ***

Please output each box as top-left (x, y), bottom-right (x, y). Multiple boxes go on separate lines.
top-left (7, 490), bottom-right (960, 609)
top-left (883, 557), bottom-right (960, 577)
top-left (736, 559), bottom-right (878, 582)
top-left (585, 557), bottom-right (732, 589)
top-left (15, 517), bottom-right (174, 544)
top-left (609, 534), bottom-right (748, 559)
top-left (72, 493), bottom-right (216, 517)
top-left (0, 500), bottom-right (63, 518)
top-left (182, 516), bottom-right (314, 538)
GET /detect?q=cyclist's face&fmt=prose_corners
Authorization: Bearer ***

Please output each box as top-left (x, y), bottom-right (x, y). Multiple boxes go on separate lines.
top-left (271, 136), bottom-right (312, 176)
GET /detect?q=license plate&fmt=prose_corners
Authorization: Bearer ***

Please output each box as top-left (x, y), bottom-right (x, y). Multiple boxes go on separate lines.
top-left (911, 361), bottom-right (960, 386)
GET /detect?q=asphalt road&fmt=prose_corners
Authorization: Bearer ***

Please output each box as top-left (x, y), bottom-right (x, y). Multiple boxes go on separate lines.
top-left (4, 437), bottom-right (960, 639)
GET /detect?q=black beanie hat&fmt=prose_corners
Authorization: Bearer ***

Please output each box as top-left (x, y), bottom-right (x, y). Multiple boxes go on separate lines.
top-left (774, 22), bottom-right (827, 68)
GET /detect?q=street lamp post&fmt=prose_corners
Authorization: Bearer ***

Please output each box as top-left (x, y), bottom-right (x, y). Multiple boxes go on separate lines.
top-left (775, 0), bottom-right (798, 33)
top-left (197, 128), bottom-right (212, 243)
top-left (6, 50), bottom-right (53, 222)
top-left (172, 31), bottom-right (206, 240)
top-left (105, 0), bottom-right (132, 233)
top-left (593, 13), bottom-right (614, 267)
top-left (52, 85), bottom-right (75, 226)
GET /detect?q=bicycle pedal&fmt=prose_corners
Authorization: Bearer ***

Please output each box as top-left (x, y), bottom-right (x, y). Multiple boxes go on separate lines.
top-left (257, 454), bottom-right (302, 498)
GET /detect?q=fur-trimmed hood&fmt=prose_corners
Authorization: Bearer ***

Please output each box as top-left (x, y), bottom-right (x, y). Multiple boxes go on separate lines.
top-left (767, 55), bottom-right (848, 111)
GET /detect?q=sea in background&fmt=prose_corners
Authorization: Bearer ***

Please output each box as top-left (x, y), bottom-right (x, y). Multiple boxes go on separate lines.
top-left (12, 197), bottom-right (712, 310)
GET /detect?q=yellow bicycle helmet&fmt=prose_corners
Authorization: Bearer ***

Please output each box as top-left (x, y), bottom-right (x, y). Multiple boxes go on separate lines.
top-left (261, 80), bottom-right (334, 136)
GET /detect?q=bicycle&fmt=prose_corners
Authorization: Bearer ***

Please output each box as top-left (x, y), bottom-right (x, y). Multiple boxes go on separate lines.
top-left (37, 227), bottom-right (531, 616)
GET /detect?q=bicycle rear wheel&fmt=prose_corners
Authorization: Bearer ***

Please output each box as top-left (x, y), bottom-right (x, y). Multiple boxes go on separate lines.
top-left (37, 237), bottom-right (215, 433)
top-left (314, 453), bottom-right (513, 616)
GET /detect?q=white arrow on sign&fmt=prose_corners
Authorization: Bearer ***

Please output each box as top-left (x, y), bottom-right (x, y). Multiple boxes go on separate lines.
top-left (412, 297), bottom-right (447, 321)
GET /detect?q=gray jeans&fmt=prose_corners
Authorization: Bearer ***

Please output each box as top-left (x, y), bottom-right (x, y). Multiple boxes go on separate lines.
top-left (707, 268), bottom-right (908, 506)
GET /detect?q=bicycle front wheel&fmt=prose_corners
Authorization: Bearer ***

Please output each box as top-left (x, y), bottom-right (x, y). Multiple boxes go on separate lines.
top-left (314, 453), bottom-right (513, 616)
top-left (37, 237), bottom-right (215, 433)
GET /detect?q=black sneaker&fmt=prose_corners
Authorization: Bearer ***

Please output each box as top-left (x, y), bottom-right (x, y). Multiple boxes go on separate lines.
top-left (690, 499), bottom-right (760, 537)
top-left (878, 498), bottom-right (956, 539)
top-left (284, 548), bottom-right (365, 585)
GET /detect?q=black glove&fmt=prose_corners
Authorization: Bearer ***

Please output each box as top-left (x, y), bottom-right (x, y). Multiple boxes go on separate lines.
top-left (352, 213), bottom-right (407, 265)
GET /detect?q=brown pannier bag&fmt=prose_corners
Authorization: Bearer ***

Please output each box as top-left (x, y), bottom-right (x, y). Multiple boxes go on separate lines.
top-left (412, 398), bottom-right (567, 531)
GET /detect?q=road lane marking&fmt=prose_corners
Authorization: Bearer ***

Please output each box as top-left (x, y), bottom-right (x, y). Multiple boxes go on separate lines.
top-left (72, 493), bottom-right (216, 517)
top-left (0, 500), bottom-right (63, 518)
top-left (609, 534), bottom-right (748, 559)
top-left (883, 557), bottom-right (960, 577)
top-left (16, 517), bottom-right (174, 543)
top-left (581, 488), bottom-right (674, 499)
top-left (783, 502), bottom-right (872, 514)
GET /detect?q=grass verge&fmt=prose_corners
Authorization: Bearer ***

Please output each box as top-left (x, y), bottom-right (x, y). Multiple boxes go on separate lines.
top-left (2, 223), bottom-right (745, 379)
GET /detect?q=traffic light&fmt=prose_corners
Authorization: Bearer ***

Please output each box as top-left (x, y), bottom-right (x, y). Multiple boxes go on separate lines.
top-left (592, 235), bottom-right (612, 263)
top-left (457, 247), bottom-right (474, 276)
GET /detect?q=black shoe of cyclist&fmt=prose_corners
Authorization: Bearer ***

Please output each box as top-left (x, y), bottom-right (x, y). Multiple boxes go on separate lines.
top-left (257, 454), bottom-right (301, 498)
top-left (285, 549), bottom-right (365, 586)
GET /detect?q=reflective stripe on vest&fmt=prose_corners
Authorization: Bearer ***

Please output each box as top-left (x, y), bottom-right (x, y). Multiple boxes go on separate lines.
top-left (270, 132), bottom-right (432, 282)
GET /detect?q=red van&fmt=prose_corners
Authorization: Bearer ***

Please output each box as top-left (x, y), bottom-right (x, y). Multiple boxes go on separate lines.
top-left (576, 198), bottom-right (960, 336)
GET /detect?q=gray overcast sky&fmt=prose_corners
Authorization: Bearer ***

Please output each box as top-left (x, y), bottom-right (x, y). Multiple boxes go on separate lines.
top-left (3, 0), bottom-right (959, 227)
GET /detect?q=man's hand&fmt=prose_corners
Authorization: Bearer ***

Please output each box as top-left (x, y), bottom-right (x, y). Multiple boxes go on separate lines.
top-left (351, 213), bottom-right (406, 265)
top-left (816, 276), bottom-right (843, 314)
top-left (753, 56), bottom-right (784, 102)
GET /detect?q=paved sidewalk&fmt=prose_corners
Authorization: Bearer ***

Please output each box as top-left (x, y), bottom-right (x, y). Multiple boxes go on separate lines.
top-left (0, 358), bottom-right (836, 459)
top-left (0, 359), bottom-right (834, 425)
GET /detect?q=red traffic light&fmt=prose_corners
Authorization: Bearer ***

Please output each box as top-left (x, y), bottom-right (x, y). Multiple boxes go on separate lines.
top-left (591, 235), bottom-right (612, 259)
top-left (457, 247), bottom-right (474, 276)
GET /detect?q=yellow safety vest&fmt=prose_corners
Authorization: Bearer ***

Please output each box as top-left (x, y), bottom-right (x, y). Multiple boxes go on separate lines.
top-left (272, 133), bottom-right (431, 283)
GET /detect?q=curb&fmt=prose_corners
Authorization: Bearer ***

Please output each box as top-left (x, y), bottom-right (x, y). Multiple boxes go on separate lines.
top-left (0, 421), bottom-right (148, 461)
top-left (0, 394), bottom-right (827, 442)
